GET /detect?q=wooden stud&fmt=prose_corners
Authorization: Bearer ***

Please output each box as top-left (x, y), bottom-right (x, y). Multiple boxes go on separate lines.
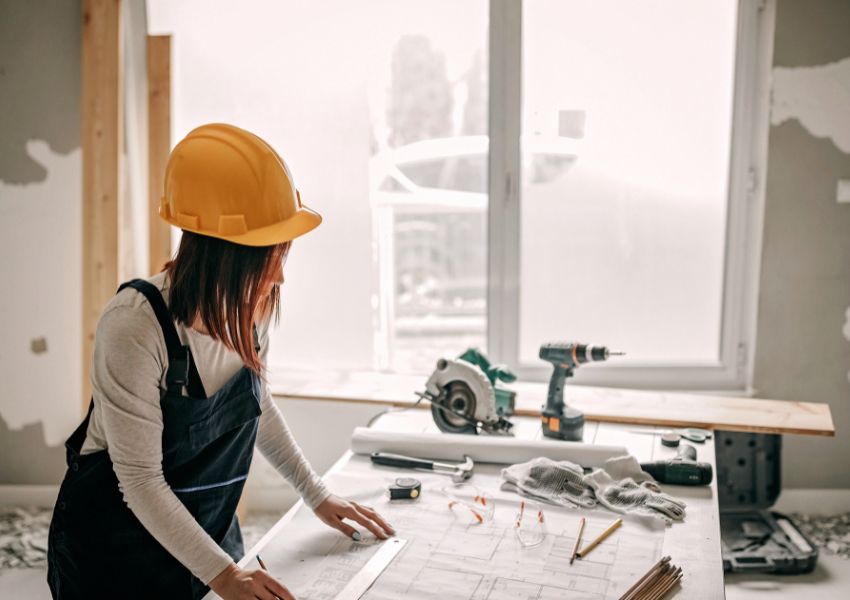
top-left (81, 0), bottom-right (122, 414)
top-left (147, 35), bottom-right (172, 275)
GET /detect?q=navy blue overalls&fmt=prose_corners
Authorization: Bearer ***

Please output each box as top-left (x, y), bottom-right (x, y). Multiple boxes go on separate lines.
top-left (47, 279), bottom-right (263, 599)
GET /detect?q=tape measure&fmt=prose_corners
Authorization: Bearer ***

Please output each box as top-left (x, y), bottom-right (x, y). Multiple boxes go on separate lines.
top-left (389, 477), bottom-right (421, 500)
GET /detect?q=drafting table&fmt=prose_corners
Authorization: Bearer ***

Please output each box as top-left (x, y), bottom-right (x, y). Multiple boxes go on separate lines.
top-left (205, 410), bottom-right (724, 599)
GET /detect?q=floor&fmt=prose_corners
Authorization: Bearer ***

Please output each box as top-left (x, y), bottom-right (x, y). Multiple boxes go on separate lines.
top-left (725, 552), bottom-right (850, 599)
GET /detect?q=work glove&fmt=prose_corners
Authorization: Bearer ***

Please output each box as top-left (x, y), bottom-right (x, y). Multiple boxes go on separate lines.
top-left (501, 456), bottom-right (687, 523)
top-left (586, 471), bottom-right (687, 523)
top-left (501, 457), bottom-right (596, 509)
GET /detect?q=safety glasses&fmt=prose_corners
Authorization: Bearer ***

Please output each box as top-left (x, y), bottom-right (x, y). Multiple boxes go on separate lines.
top-left (514, 499), bottom-right (546, 548)
top-left (440, 485), bottom-right (546, 547)
top-left (441, 484), bottom-right (495, 525)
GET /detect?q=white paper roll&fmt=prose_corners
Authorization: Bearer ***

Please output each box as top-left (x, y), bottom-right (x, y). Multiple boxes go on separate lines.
top-left (350, 427), bottom-right (628, 467)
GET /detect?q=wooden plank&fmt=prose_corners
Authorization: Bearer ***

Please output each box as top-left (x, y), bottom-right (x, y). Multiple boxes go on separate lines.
top-left (147, 34), bottom-right (172, 275)
top-left (81, 0), bottom-right (122, 413)
top-left (267, 369), bottom-right (835, 437)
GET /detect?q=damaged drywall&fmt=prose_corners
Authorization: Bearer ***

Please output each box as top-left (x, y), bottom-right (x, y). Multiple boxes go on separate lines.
top-left (1, 0), bottom-right (82, 486)
top-left (0, 142), bottom-right (82, 482)
top-left (844, 307), bottom-right (850, 384)
top-left (772, 57), bottom-right (850, 154)
top-left (0, 415), bottom-right (66, 484)
top-left (754, 0), bottom-right (850, 490)
top-left (0, 0), bottom-right (80, 184)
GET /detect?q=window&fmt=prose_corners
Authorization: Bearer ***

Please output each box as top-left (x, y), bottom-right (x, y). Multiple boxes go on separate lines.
top-left (150, 0), bottom-right (489, 374)
top-left (493, 0), bottom-right (768, 389)
top-left (150, 0), bottom-right (768, 389)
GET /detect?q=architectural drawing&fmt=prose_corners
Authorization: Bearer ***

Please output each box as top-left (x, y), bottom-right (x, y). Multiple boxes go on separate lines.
top-left (257, 485), bottom-right (664, 600)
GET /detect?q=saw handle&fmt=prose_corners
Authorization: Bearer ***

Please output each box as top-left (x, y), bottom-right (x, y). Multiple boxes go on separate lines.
top-left (370, 452), bottom-right (435, 471)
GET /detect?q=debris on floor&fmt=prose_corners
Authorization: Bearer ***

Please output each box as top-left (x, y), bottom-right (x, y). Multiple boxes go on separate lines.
top-left (240, 512), bottom-right (283, 552)
top-left (0, 507), bottom-right (52, 569)
top-left (792, 513), bottom-right (850, 559)
top-left (0, 506), bottom-right (285, 570)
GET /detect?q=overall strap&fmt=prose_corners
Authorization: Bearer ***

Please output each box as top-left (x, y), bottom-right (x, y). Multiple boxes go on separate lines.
top-left (117, 279), bottom-right (207, 398)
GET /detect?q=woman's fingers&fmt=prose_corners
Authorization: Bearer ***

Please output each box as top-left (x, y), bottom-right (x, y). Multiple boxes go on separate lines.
top-left (352, 503), bottom-right (395, 536)
top-left (254, 570), bottom-right (295, 600)
top-left (345, 506), bottom-right (388, 540)
top-left (329, 517), bottom-right (360, 540)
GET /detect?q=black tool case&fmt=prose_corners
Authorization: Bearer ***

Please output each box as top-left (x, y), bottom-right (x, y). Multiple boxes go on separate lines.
top-left (716, 431), bottom-right (818, 574)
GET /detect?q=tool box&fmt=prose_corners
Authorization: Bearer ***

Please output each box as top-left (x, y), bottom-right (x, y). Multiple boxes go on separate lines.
top-left (715, 431), bottom-right (818, 574)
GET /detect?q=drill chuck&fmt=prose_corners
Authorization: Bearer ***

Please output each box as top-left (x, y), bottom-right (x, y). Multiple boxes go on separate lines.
top-left (539, 342), bottom-right (619, 368)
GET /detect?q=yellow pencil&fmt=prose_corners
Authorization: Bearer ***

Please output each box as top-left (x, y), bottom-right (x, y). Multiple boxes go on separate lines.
top-left (569, 517), bottom-right (586, 565)
top-left (576, 518), bottom-right (623, 559)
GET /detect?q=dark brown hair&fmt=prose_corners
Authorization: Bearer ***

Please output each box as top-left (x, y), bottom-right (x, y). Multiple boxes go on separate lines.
top-left (164, 231), bottom-right (290, 375)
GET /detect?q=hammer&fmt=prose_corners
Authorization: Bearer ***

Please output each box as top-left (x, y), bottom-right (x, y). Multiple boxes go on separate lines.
top-left (370, 452), bottom-right (474, 483)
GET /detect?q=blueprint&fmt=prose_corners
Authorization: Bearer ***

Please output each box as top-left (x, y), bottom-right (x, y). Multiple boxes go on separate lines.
top-left (257, 470), bottom-right (666, 600)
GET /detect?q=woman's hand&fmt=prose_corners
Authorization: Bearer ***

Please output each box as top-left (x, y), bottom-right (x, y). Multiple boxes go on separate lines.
top-left (313, 495), bottom-right (395, 541)
top-left (208, 562), bottom-right (294, 600)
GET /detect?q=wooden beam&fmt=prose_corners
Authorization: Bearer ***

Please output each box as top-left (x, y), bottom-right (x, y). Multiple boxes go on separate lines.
top-left (147, 35), bottom-right (172, 275)
top-left (268, 370), bottom-right (836, 437)
top-left (82, 0), bottom-right (122, 413)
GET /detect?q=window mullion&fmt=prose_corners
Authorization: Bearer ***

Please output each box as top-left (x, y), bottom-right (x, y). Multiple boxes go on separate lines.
top-left (487, 0), bottom-right (523, 366)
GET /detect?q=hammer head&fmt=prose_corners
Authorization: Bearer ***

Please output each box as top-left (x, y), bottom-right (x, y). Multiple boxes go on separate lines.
top-left (452, 456), bottom-right (474, 483)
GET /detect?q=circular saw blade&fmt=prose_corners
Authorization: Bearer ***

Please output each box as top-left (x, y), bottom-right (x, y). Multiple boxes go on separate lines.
top-left (431, 380), bottom-right (478, 434)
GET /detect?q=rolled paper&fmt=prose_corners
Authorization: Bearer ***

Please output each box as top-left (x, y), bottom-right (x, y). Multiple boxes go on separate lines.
top-left (350, 428), bottom-right (628, 467)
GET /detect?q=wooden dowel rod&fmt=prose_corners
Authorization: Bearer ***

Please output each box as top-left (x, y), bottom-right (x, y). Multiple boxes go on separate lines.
top-left (619, 556), bottom-right (670, 600)
top-left (636, 564), bottom-right (672, 600)
top-left (646, 571), bottom-right (682, 600)
top-left (645, 568), bottom-right (682, 600)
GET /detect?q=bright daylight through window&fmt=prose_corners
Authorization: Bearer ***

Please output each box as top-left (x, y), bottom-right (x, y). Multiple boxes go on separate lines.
top-left (150, 0), bottom-right (741, 381)
top-left (519, 0), bottom-right (738, 367)
top-left (150, 0), bottom-right (489, 374)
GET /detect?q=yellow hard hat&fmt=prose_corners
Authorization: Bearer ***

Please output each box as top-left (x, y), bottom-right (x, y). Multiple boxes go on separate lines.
top-left (159, 123), bottom-right (321, 246)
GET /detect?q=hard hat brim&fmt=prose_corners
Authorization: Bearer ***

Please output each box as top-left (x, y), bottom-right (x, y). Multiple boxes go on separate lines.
top-left (171, 204), bottom-right (322, 247)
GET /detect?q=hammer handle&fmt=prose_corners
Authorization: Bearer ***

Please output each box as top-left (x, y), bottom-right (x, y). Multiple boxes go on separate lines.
top-left (370, 452), bottom-right (435, 471)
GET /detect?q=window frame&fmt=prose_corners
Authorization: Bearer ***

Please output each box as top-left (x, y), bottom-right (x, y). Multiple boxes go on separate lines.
top-left (486, 0), bottom-right (775, 391)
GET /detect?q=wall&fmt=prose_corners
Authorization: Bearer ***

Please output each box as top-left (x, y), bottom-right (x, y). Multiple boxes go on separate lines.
top-left (0, 0), bottom-right (149, 494)
top-left (0, 0), bottom-right (82, 486)
top-left (754, 0), bottom-right (850, 489)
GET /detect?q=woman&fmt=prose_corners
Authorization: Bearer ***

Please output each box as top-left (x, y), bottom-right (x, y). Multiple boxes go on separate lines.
top-left (47, 123), bottom-right (393, 600)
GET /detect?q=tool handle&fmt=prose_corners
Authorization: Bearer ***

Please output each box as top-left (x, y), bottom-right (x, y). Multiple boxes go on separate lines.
top-left (640, 460), bottom-right (713, 485)
top-left (676, 444), bottom-right (698, 461)
top-left (545, 363), bottom-right (570, 415)
top-left (370, 452), bottom-right (434, 471)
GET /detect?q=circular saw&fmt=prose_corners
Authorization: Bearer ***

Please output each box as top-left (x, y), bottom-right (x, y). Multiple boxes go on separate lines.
top-left (420, 358), bottom-right (514, 435)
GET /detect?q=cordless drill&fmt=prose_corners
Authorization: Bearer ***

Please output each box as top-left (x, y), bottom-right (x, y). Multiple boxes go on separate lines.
top-left (640, 444), bottom-right (714, 486)
top-left (540, 342), bottom-right (623, 441)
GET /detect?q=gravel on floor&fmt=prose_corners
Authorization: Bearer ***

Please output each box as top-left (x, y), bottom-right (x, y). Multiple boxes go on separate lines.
top-left (0, 507), bottom-right (51, 569)
top-left (0, 506), bottom-right (286, 571)
top-left (239, 512), bottom-right (284, 553)
top-left (791, 512), bottom-right (850, 559)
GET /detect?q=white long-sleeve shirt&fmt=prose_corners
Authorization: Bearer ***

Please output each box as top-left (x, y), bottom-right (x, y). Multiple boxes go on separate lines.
top-left (79, 271), bottom-right (330, 584)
